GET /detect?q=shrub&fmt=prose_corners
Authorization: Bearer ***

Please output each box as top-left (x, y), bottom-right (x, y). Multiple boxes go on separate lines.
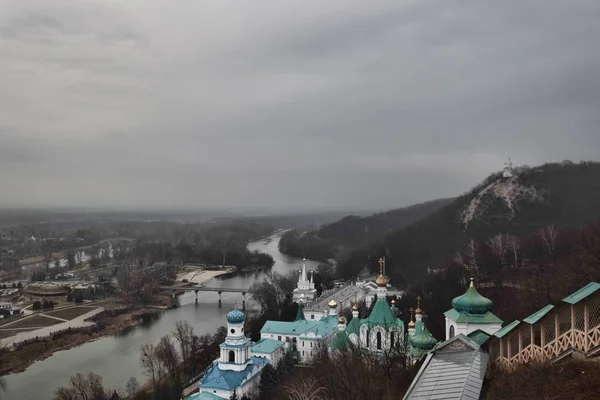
top-left (42, 299), bottom-right (55, 309)
top-left (67, 294), bottom-right (74, 302)
top-left (32, 300), bottom-right (41, 310)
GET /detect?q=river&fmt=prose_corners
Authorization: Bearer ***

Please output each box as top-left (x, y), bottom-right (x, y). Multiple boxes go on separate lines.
top-left (2, 231), bottom-right (319, 400)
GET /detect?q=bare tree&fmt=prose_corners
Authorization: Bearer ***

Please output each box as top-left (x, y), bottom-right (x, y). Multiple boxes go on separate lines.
top-left (155, 335), bottom-right (181, 381)
top-left (539, 224), bottom-right (559, 258)
top-left (172, 321), bottom-right (194, 376)
top-left (487, 234), bottom-right (507, 267)
top-left (285, 375), bottom-right (328, 400)
top-left (125, 377), bottom-right (140, 397)
top-left (508, 235), bottom-right (521, 267)
top-left (140, 343), bottom-right (160, 392)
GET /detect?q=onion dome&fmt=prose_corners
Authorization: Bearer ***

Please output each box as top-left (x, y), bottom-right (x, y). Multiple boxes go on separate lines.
top-left (375, 273), bottom-right (388, 287)
top-left (408, 308), bottom-right (415, 328)
top-left (409, 324), bottom-right (437, 350)
top-left (328, 299), bottom-right (337, 308)
top-left (338, 315), bottom-right (346, 324)
top-left (352, 303), bottom-right (359, 311)
top-left (391, 299), bottom-right (396, 305)
top-left (226, 308), bottom-right (245, 323)
top-left (451, 278), bottom-right (494, 314)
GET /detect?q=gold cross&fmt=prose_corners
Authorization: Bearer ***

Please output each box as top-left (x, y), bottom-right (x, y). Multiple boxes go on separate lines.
top-left (378, 257), bottom-right (385, 274)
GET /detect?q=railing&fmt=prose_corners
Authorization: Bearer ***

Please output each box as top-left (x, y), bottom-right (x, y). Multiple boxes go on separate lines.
top-left (489, 292), bottom-right (600, 371)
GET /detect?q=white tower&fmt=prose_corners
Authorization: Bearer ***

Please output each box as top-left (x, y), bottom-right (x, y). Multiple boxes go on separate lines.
top-left (328, 299), bottom-right (338, 316)
top-left (292, 258), bottom-right (317, 304)
top-left (219, 308), bottom-right (250, 371)
top-left (338, 315), bottom-right (346, 331)
top-left (503, 158), bottom-right (514, 178)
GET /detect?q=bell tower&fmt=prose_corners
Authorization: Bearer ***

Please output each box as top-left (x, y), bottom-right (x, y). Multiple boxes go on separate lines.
top-left (219, 307), bottom-right (251, 371)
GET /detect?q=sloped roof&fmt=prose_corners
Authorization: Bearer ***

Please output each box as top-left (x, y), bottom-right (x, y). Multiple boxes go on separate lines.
top-left (445, 308), bottom-right (503, 324)
top-left (199, 357), bottom-right (268, 390)
top-left (328, 330), bottom-right (353, 351)
top-left (251, 338), bottom-right (285, 354)
top-left (523, 304), bottom-right (554, 324)
top-left (466, 330), bottom-right (491, 346)
top-left (260, 320), bottom-right (315, 336)
top-left (187, 392), bottom-right (226, 400)
top-left (404, 334), bottom-right (489, 400)
top-left (562, 282), bottom-right (600, 305)
top-left (345, 316), bottom-right (361, 337)
top-left (493, 320), bottom-right (520, 338)
top-left (300, 316), bottom-right (339, 339)
top-left (367, 298), bottom-right (397, 327)
top-left (295, 305), bottom-right (306, 321)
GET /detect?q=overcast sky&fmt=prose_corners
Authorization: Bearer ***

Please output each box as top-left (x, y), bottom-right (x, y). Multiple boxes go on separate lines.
top-left (1, 0), bottom-right (599, 212)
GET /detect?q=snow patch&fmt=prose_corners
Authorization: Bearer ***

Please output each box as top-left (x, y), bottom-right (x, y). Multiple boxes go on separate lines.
top-left (461, 176), bottom-right (540, 229)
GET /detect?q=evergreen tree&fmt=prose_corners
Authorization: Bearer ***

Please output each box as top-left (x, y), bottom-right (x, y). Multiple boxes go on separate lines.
top-left (258, 363), bottom-right (278, 400)
top-left (229, 388), bottom-right (239, 400)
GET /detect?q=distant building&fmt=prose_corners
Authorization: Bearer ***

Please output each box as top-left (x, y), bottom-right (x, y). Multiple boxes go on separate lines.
top-left (292, 258), bottom-right (317, 305)
top-left (503, 157), bottom-right (514, 178)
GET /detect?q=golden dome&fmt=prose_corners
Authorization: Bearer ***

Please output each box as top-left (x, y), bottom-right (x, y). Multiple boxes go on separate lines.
top-left (408, 320), bottom-right (416, 328)
top-left (375, 273), bottom-right (388, 287)
top-left (338, 315), bottom-right (346, 324)
top-left (391, 299), bottom-right (396, 305)
top-left (352, 303), bottom-right (359, 311)
top-left (415, 295), bottom-right (422, 314)
top-left (328, 299), bottom-right (337, 308)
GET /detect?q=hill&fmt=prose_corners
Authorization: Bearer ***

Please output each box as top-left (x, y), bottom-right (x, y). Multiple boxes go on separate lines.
top-left (278, 198), bottom-right (454, 261)
top-left (337, 160), bottom-right (600, 284)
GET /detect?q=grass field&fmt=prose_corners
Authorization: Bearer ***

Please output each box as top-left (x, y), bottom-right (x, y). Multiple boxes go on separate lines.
top-left (2, 314), bottom-right (62, 329)
top-left (46, 306), bottom-right (98, 321)
top-left (0, 315), bottom-right (24, 327)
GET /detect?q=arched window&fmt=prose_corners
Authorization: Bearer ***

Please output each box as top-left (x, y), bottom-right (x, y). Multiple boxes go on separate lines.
top-left (449, 325), bottom-right (455, 339)
top-left (376, 331), bottom-right (382, 350)
top-left (228, 350), bottom-right (235, 363)
top-left (390, 332), bottom-right (395, 349)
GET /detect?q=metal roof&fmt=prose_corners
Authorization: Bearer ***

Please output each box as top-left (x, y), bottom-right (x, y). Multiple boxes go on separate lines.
top-left (404, 334), bottom-right (488, 400)
top-left (493, 320), bottom-right (520, 338)
top-left (251, 338), bottom-right (285, 354)
top-left (562, 282), bottom-right (600, 305)
top-left (187, 392), bottom-right (226, 400)
top-left (523, 304), bottom-right (554, 324)
top-left (445, 308), bottom-right (503, 325)
top-left (199, 357), bottom-right (268, 391)
top-left (466, 330), bottom-right (491, 346)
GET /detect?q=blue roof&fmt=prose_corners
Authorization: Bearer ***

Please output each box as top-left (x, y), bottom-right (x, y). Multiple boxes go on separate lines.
top-left (251, 338), bottom-right (285, 354)
top-left (301, 316), bottom-right (339, 339)
top-left (187, 392), bottom-right (226, 400)
top-left (260, 320), bottom-right (316, 336)
top-left (226, 308), bottom-right (245, 323)
top-left (199, 357), bottom-right (268, 391)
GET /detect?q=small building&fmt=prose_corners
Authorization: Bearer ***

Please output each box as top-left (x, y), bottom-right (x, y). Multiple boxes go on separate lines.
top-left (444, 278), bottom-right (503, 340)
top-left (260, 302), bottom-right (340, 363)
top-left (250, 338), bottom-right (287, 365)
top-left (403, 334), bottom-right (489, 400)
top-left (194, 308), bottom-right (270, 399)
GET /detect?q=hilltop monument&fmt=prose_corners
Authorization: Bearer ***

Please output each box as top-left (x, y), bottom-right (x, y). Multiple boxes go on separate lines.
top-left (503, 157), bottom-right (514, 178)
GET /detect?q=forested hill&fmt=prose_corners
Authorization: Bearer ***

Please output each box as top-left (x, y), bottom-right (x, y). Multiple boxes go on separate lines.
top-left (338, 160), bottom-right (600, 285)
top-left (278, 198), bottom-right (453, 261)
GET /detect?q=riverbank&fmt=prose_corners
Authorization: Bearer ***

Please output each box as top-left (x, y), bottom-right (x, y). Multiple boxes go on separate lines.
top-left (0, 300), bottom-right (170, 376)
top-left (176, 267), bottom-right (235, 285)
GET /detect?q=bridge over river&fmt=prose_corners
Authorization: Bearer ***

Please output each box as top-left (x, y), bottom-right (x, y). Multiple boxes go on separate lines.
top-left (159, 285), bottom-right (290, 310)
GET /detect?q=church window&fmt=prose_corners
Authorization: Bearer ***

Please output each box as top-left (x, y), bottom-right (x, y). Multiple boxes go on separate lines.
top-left (449, 325), bottom-right (455, 339)
top-left (311, 315), bottom-right (314, 319)
top-left (230, 328), bottom-right (235, 334)
top-left (278, 336), bottom-right (282, 341)
top-left (302, 341), bottom-right (305, 346)
top-left (302, 351), bottom-right (305, 356)
top-left (228, 350), bottom-right (235, 363)
top-left (310, 342), bottom-right (312, 348)
top-left (377, 332), bottom-right (382, 350)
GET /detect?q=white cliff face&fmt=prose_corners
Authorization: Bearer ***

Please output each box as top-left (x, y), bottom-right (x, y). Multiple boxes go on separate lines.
top-left (461, 175), bottom-right (541, 230)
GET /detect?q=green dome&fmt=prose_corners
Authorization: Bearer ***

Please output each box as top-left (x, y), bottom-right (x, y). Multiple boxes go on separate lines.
top-left (451, 279), bottom-right (494, 314)
top-left (409, 325), bottom-right (437, 350)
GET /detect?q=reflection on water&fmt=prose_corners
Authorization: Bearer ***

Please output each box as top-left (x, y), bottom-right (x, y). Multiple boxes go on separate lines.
top-left (2, 232), bottom-right (314, 400)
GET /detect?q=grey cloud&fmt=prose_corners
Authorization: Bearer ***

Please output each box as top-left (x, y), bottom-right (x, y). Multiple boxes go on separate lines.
top-left (1, 0), bottom-right (599, 211)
